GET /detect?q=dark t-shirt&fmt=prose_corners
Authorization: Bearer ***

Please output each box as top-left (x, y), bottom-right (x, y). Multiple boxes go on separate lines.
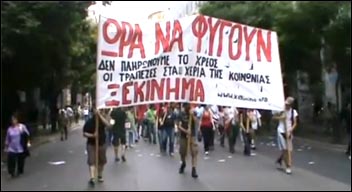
top-left (179, 111), bottom-right (195, 138)
top-left (110, 108), bottom-right (127, 133)
top-left (163, 110), bottom-right (177, 128)
top-left (83, 116), bottom-right (106, 146)
top-left (157, 109), bottom-right (165, 130)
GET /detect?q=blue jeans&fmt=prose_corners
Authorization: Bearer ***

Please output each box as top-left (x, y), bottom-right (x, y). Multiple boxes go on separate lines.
top-left (158, 129), bottom-right (163, 152)
top-left (126, 129), bottom-right (135, 146)
top-left (147, 121), bottom-right (157, 144)
top-left (162, 127), bottom-right (175, 154)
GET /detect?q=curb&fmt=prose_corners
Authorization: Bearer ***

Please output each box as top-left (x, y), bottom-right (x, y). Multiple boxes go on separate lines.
top-left (30, 122), bottom-right (83, 148)
top-left (294, 137), bottom-right (347, 153)
top-left (258, 132), bottom-right (348, 153)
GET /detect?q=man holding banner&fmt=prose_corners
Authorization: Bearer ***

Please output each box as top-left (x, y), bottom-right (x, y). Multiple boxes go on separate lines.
top-left (83, 109), bottom-right (109, 186)
top-left (178, 103), bottom-right (199, 178)
top-left (273, 97), bottom-right (298, 174)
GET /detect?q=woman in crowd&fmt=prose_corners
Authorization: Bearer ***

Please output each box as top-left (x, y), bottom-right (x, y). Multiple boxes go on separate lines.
top-left (218, 106), bottom-right (226, 147)
top-left (247, 109), bottom-right (262, 150)
top-left (5, 113), bottom-right (31, 178)
top-left (161, 104), bottom-right (177, 156)
top-left (199, 105), bottom-right (215, 155)
top-left (238, 108), bottom-right (252, 156)
top-left (157, 103), bottom-right (167, 153)
top-left (125, 107), bottom-right (136, 148)
top-left (146, 105), bottom-right (157, 144)
top-left (135, 105), bottom-right (147, 141)
top-left (224, 107), bottom-right (240, 154)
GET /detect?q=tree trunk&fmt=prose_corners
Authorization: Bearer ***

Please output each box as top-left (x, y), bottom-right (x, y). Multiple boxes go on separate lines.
top-left (49, 90), bottom-right (60, 133)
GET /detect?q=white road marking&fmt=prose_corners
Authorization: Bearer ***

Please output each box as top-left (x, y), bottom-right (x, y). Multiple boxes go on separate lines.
top-left (228, 156), bottom-right (232, 159)
top-left (48, 161), bottom-right (66, 165)
top-left (218, 159), bottom-right (226, 162)
top-left (308, 161), bottom-right (315, 165)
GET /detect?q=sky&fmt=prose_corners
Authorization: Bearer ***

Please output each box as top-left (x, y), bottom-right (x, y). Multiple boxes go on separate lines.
top-left (88, 1), bottom-right (189, 22)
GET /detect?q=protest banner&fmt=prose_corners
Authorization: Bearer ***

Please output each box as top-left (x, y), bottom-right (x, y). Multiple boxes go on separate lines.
top-left (96, 14), bottom-right (285, 111)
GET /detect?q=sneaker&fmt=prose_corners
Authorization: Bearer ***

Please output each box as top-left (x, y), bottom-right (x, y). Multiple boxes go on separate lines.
top-left (98, 176), bottom-right (104, 183)
top-left (285, 168), bottom-right (292, 174)
top-left (115, 157), bottom-right (120, 162)
top-left (170, 153), bottom-right (174, 157)
top-left (121, 156), bottom-right (126, 162)
top-left (88, 178), bottom-right (95, 187)
top-left (205, 151), bottom-right (209, 156)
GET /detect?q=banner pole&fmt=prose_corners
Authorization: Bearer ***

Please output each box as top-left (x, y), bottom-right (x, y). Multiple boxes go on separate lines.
top-left (186, 106), bottom-right (192, 160)
top-left (95, 14), bottom-right (102, 182)
top-left (284, 115), bottom-right (292, 168)
top-left (95, 112), bottom-right (99, 181)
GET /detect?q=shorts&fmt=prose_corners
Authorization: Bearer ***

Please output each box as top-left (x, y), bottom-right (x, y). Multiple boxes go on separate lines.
top-left (179, 136), bottom-right (198, 157)
top-left (277, 132), bottom-right (293, 151)
top-left (112, 132), bottom-right (126, 146)
top-left (86, 144), bottom-right (107, 166)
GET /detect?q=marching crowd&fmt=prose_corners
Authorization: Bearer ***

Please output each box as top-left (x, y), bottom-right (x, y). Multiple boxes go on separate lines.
top-left (82, 97), bottom-right (300, 186)
top-left (4, 97), bottom-right (350, 187)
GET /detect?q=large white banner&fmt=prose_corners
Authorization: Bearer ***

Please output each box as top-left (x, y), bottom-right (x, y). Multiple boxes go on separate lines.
top-left (96, 15), bottom-right (285, 111)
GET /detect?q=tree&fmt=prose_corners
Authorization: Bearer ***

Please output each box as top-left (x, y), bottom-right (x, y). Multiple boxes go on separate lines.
top-left (200, 2), bottom-right (350, 141)
top-left (199, 1), bottom-right (350, 99)
top-left (1, 2), bottom-right (96, 132)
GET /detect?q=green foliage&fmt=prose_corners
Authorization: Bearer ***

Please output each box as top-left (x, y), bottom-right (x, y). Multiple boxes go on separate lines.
top-left (199, 1), bottom-right (350, 89)
top-left (1, 2), bottom-right (96, 95)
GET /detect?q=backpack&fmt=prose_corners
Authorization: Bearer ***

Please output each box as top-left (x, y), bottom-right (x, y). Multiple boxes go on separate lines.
top-left (290, 108), bottom-right (299, 127)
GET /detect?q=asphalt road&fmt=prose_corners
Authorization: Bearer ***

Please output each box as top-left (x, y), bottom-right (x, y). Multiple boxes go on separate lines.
top-left (1, 126), bottom-right (351, 191)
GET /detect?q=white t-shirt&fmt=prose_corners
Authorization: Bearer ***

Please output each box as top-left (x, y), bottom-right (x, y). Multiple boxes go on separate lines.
top-left (277, 108), bottom-right (298, 133)
top-left (224, 107), bottom-right (238, 125)
top-left (194, 106), bottom-right (204, 119)
top-left (66, 107), bottom-right (74, 117)
top-left (248, 110), bottom-right (261, 130)
top-left (83, 109), bottom-right (89, 116)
